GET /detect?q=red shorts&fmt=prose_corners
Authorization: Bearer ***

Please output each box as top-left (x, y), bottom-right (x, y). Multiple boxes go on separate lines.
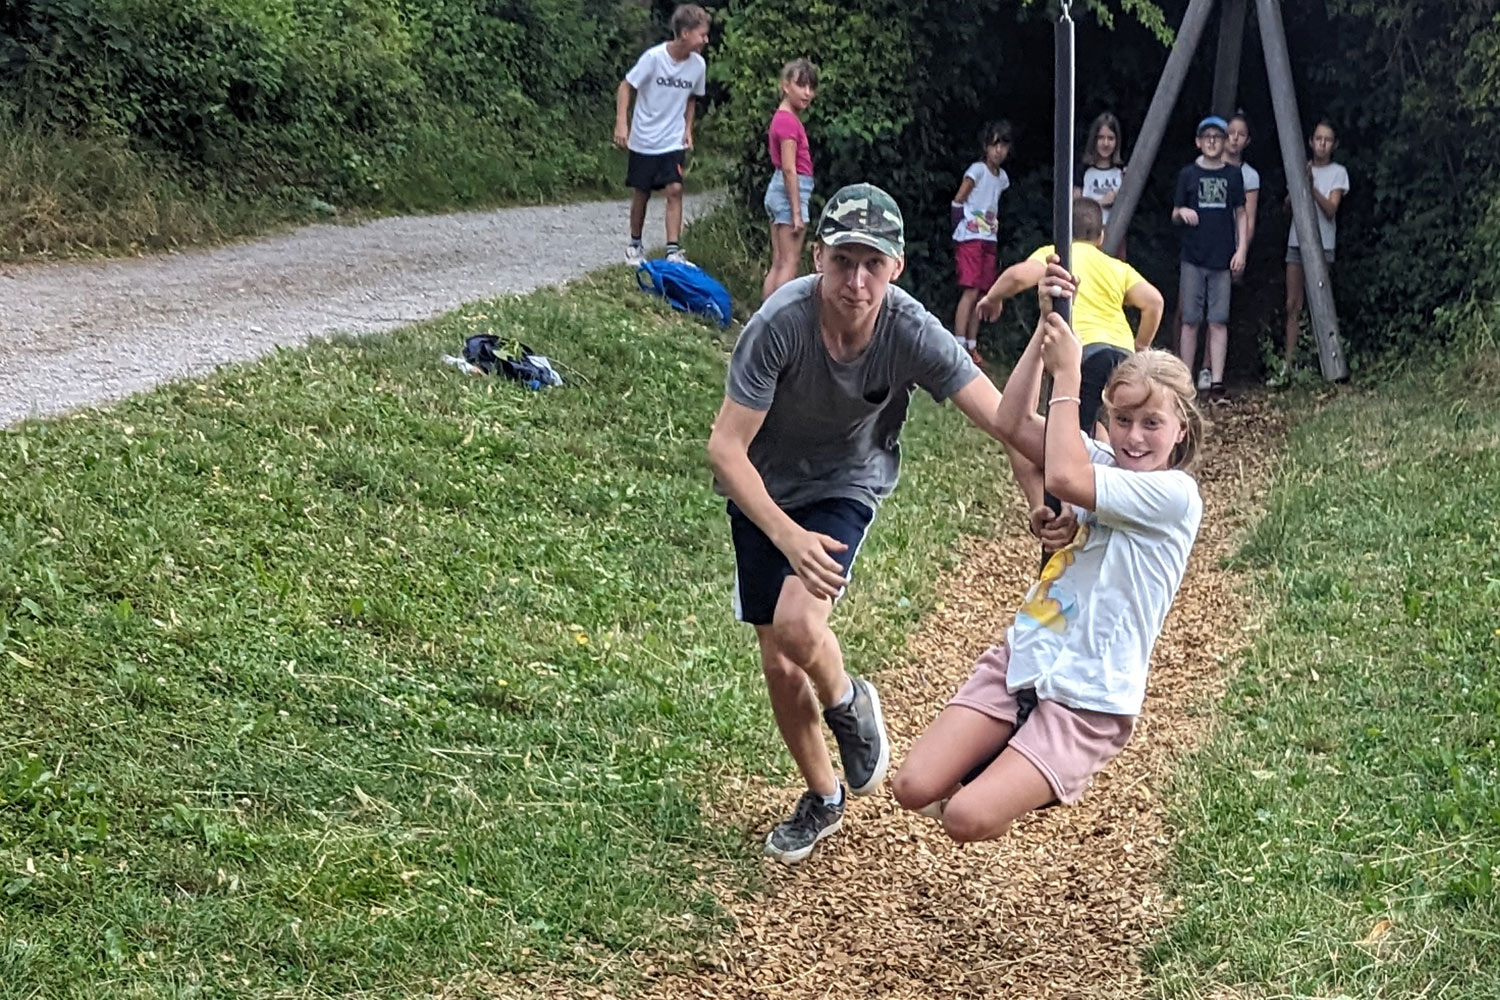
top-left (948, 644), bottom-right (1135, 804)
top-left (954, 239), bottom-right (998, 291)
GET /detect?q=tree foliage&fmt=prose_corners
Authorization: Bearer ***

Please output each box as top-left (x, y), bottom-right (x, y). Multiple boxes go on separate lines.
top-left (0, 0), bottom-right (649, 206)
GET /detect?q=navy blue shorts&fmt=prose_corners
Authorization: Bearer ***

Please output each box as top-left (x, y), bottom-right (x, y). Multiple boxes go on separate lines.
top-left (727, 497), bottom-right (875, 626)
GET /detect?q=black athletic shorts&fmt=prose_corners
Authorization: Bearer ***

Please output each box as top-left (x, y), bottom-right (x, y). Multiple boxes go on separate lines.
top-left (727, 497), bottom-right (875, 626)
top-left (626, 149), bottom-right (685, 193)
top-left (1080, 344), bottom-right (1131, 432)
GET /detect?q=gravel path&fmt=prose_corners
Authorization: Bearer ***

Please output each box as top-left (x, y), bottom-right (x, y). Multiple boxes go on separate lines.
top-left (0, 193), bottom-right (720, 425)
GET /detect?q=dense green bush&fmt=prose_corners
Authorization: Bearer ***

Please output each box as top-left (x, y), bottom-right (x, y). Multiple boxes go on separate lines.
top-left (0, 0), bottom-right (648, 242)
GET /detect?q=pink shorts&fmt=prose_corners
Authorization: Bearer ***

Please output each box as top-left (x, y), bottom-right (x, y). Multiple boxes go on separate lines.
top-left (948, 644), bottom-right (1135, 804)
top-left (954, 239), bottom-right (998, 290)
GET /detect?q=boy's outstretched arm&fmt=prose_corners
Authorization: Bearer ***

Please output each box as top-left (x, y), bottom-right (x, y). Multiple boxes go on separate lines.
top-left (948, 379), bottom-right (1046, 511)
top-left (978, 258), bottom-right (1046, 321)
top-left (992, 315), bottom-right (1047, 467)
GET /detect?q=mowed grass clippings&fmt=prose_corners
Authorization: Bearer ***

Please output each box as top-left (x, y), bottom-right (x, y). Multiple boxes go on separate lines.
top-left (0, 266), bottom-right (1007, 998)
top-left (1149, 373), bottom-right (1500, 999)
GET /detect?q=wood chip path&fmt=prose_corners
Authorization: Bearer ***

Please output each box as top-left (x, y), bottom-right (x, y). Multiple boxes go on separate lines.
top-left (473, 398), bottom-right (1286, 1000)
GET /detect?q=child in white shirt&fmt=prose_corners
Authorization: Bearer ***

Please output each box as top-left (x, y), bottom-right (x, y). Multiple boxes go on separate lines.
top-left (893, 261), bottom-right (1205, 840)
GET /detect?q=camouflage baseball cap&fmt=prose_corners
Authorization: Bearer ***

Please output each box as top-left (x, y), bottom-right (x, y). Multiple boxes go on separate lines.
top-left (816, 183), bottom-right (905, 257)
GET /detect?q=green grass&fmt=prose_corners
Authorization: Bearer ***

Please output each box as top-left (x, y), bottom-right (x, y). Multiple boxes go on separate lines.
top-left (1149, 367), bottom-right (1500, 999)
top-left (0, 223), bottom-right (1005, 997)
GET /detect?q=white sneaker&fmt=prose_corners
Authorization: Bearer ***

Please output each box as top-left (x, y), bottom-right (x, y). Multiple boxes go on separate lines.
top-left (625, 243), bottom-right (645, 265)
top-left (665, 247), bottom-right (691, 265)
top-left (1197, 368), bottom-right (1213, 391)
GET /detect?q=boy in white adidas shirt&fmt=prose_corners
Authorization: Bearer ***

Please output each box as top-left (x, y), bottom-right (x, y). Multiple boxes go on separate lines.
top-left (614, 4), bottom-right (710, 265)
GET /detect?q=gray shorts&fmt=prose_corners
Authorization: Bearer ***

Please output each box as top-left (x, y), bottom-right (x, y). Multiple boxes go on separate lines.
top-left (1285, 244), bottom-right (1336, 266)
top-left (1179, 261), bottom-right (1231, 326)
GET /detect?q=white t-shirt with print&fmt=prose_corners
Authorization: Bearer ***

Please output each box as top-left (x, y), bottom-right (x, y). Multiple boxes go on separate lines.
top-left (1288, 161), bottom-right (1350, 251)
top-left (952, 162), bottom-right (1009, 242)
top-left (625, 43), bottom-right (707, 156)
top-left (1077, 165), bottom-right (1124, 224)
top-left (1004, 435), bottom-right (1202, 716)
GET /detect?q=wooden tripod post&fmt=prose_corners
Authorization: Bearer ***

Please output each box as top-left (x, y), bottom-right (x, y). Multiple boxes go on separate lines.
top-left (1212, 0), bottom-right (1247, 117)
top-left (1102, 0), bottom-right (1219, 257)
top-left (1255, 0), bottom-right (1348, 379)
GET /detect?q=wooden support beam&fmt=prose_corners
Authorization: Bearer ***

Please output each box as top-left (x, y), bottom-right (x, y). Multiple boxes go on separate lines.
top-left (1212, 0), bottom-right (1247, 117)
top-left (1102, 0), bottom-right (1218, 256)
top-left (1255, 0), bottom-right (1347, 380)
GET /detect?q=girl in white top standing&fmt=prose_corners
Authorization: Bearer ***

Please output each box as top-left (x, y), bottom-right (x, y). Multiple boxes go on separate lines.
top-left (1073, 112), bottom-right (1126, 234)
top-left (1279, 118), bottom-right (1349, 382)
top-left (949, 121), bottom-right (1014, 366)
top-left (892, 263), bottom-right (1205, 841)
top-left (1225, 111), bottom-right (1260, 259)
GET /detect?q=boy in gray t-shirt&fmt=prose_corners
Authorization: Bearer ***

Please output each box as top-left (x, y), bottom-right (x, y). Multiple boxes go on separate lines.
top-left (707, 183), bottom-right (1037, 863)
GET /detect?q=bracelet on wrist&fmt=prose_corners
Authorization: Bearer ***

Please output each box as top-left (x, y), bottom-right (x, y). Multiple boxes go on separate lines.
top-left (1048, 395), bottom-right (1082, 406)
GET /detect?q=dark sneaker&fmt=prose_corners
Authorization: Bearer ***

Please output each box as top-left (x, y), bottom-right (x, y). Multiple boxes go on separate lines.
top-left (823, 676), bottom-right (891, 796)
top-left (763, 787), bottom-right (845, 864)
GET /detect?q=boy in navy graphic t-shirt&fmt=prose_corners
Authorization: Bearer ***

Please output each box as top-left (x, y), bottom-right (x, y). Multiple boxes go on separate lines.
top-left (1171, 115), bottom-right (1247, 402)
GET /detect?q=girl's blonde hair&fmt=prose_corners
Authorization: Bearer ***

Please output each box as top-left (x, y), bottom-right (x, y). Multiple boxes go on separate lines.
top-left (1101, 349), bottom-right (1204, 470)
top-left (780, 58), bottom-right (819, 89)
top-left (1083, 112), bottom-right (1125, 168)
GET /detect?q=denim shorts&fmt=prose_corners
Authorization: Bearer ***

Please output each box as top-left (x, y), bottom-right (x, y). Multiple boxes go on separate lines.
top-left (1180, 260), bottom-right (1231, 325)
top-left (764, 173), bottom-right (814, 226)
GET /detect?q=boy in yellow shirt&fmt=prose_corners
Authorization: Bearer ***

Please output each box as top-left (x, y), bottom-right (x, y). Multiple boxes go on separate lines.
top-left (978, 198), bottom-right (1163, 435)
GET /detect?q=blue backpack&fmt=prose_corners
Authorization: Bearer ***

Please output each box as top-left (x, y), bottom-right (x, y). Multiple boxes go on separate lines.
top-left (636, 259), bottom-right (732, 328)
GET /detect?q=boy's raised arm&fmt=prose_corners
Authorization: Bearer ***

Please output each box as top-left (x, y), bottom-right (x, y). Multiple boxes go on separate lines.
top-left (978, 258), bottom-right (1045, 322)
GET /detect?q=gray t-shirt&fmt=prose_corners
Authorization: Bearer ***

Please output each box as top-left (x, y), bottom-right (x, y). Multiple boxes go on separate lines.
top-left (721, 275), bottom-right (981, 511)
